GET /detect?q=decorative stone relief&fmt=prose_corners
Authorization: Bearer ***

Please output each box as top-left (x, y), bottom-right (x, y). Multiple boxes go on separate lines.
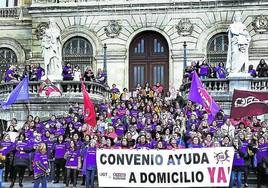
top-left (104, 20), bottom-right (122, 38)
top-left (176, 18), bottom-right (193, 36)
top-left (35, 23), bottom-right (49, 40)
top-left (252, 15), bottom-right (268, 33)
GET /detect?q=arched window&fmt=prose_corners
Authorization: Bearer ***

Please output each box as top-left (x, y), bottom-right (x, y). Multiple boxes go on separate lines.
top-left (0, 47), bottom-right (17, 80)
top-left (129, 31), bottom-right (169, 90)
top-left (63, 37), bottom-right (93, 73)
top-left (207, 33), bottom-right (228, 66)
top-left (0, 0), bottom-right (18, 8)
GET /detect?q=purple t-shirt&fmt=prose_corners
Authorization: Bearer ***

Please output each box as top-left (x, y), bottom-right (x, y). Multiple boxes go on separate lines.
top-left (33, 152), bottom-right (49, 176)
top-left (5, 69), bottom-right (13, 82)
top-left (36, 123), bottom-right (44, 133)
top-left (200, 65), bottom-right (209, 76)
top-left (0, 141), bottom-right (14, 155)
top-left (85, 147), bottom-right (96, 168)
top-left (256, 143), bottom-right (268, 164)
top-left (15, 141), bottom-right (31, 158)
top-left (215, 66), bottom-right (226, 79)
top-left (115, 125), bottom-right (126, 136)
top-left (66, 149), bottom-right (80, 167)
top-left (54, 128), bottom-right (65, 137)
top-left (188, 144), bottom-right (203, 148)
top-left (73, 122), bottom-right (82, 130)
top-left (53, 142), bottom-right (66, 159)
top-left (233, 149), bottom-right (245, 166)
top-left (130, 110), bottom-right (139, 117)
top-left (135, 143), bottom-right (152, 149)
top-left (36, 67), bottom-right (44, 80)
top-left (111, 88), bottom-right (120, 93)
top-left (63, 66), bottom-right (73, 79)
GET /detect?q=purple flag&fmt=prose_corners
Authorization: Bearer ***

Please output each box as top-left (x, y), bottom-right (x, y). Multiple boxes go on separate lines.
top-left (188, 71), bottom-right (220, 123)
top-left (1, 76), bottom-right (29, 109)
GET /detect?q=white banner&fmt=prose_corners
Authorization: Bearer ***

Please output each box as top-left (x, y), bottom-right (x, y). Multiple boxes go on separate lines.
top-left (97, 147), bottom-right (234, 187)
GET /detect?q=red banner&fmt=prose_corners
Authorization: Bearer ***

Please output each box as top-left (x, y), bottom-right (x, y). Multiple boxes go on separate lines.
top-left (230, 89), bottom-right (268, 119)
top-left (81, 81), bottom-right (97, 128)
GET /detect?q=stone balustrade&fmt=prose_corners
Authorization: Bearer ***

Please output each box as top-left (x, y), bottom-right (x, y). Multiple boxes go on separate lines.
top-left (0, 8), bottom-right (19, 18)
top-left (31, 0), bottom-right (259, 7)
top-left (251, 78), bottom-right (268, 91)
top-left (0, 81), bottom-right (110, 101)
top-left (181, 77), bottom-right (268, 98)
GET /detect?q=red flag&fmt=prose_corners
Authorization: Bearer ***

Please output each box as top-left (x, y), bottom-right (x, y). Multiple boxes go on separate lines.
top-left (230, 89), bottom-right (268, 119)
top-left (81, 81), bottom-right (96, 128)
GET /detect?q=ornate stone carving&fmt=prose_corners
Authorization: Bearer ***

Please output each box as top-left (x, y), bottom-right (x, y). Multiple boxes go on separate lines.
top-left (252, 15), bottom-right (268, 33)
top-left (226, 12), bottom-right (251, 76)
top-left (104, 20), bottom-right (122, 38)
top-left (35, 22), bottom-right (49, 40)
top-left (41, 18), bottom-right (62, 81)
top-left (176, 18), bottom-right (193, 36)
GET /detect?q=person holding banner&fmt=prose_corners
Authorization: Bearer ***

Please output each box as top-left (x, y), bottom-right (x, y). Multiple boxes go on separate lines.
top-left (230, 138), bottom-right (248, 188)
top-left (82, 139), bottom-right (97, 188)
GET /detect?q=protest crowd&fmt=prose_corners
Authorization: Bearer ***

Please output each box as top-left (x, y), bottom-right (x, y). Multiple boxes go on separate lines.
top-left (0, 59), bottom-right (267, 188)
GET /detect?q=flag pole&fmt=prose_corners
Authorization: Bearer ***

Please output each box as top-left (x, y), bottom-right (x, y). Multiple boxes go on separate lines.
top-left (27, 76), bottom-right (31, 116)
top-left (27, 99), bottom-right (31, 116)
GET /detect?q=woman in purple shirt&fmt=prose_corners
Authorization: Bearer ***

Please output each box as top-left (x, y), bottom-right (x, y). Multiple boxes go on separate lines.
top-left (65, 140), bottom-right (81, 188)
top-left (10, 133), bottom-right (33, 188)
top-left (62, 63), bottom-right (73, 81)
top-left (33, 143), bottom-right (50, 188)
top-left (52, 135), bottom-right (66, 183)
top-left (229, 138), bottom-right (247, 188)
top-left (199, 61), bottom-right (210, 79)
top-left (82, 139), bottom-right (97, 188)
top-left (215, 62), bottom-right (227, 79)
top-left (188, 136), bottom-right (203, 148)
top-left (0, 134), bottom-right (13, 182)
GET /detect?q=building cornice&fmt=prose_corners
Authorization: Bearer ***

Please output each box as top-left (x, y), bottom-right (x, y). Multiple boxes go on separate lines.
top-left (29, 0), bottom-right (268, 15)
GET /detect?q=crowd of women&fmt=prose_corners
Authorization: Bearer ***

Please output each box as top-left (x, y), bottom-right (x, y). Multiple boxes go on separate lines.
top-left (3, 63), bottom-right (106, 85)
top-left (183, 59), bottom-right (268, 83)
top-left (0, 80), bottom-right (267, 188)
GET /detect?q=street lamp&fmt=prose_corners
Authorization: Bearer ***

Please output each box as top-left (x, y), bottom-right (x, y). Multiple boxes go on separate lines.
top-left (103, 43), bottom-right (108, 86)
top-left (183, 41), bottom-right (187, 71)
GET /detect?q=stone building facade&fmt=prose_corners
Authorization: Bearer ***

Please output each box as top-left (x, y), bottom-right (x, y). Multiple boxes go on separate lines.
top-left (1, 0), bottom-right (268, 90)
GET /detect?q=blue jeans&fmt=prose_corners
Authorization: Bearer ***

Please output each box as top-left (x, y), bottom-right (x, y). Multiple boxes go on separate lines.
top-left (0, 168), bottom-right (3, 188)
top-left (230, 171), bottom-right (242, 188)
top-left (33, 176), bottom-right (47, 188)
top-left (86, 168), bottom-right (96, 188)
top-left (48, 160), bottom-right (55, 182)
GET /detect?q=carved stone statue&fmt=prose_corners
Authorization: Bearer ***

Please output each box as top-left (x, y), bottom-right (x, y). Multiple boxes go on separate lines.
top-left (41, 18), bottom-right (62, 81)
top-left (226, 12), bottom-right (251, 76)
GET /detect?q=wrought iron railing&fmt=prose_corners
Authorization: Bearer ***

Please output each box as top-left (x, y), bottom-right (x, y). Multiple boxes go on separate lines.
top-left (0, 81), bottom-right (110, 100)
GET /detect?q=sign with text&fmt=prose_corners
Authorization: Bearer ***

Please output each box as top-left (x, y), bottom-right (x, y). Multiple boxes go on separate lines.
top-left (97, 147), bottom-right (234, 187)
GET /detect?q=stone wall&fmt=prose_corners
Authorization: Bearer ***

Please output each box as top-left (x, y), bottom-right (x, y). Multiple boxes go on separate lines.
top-left (28, 0), bottom-right (268, 90)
